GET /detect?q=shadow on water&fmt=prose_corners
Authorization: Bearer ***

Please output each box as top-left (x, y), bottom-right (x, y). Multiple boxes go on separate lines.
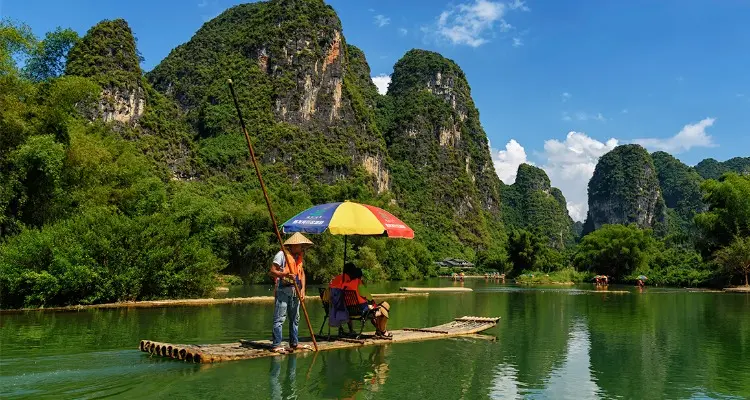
top-left (1, 280), bottom-right (749, 399)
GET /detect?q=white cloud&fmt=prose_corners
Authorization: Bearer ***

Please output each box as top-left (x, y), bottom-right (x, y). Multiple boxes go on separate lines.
top-left (374, 15), bottom-right (391, 27)
top-left (633, 117), bottom-right (717, 154)
top-left (492, 139), bottom-right (531, 184)
top-left (561, 92), bottom-right (571, 102)
top-left (490, 133), bottom-right (617, 221)
top-left (399, 28), bottom-right (408, 36)
top-left (512, 37), bottom-right (523, 47)
top-left (540, 132), bottom-right (618, 221)
top-left (371, 74), bottom-right (391, 95)
top-left (431, 0), bottom-right (513, 47)
top-left (621, 108), bottom-right (628, 114)
top-left (577, 112), bottom-right (606, 122)
top-left (508, 0), bottom-right (531, 11)
top-left (500, 20), bottom-right (513, 32)
top-left (563, 111), bottom-right (606, 122)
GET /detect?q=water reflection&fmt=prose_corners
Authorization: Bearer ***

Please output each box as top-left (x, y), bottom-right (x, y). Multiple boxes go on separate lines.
top-left (489, 364), bottom-right (522, 399)
top-left (1, 281), bottom-right (748, 399)
top-left (489, 321), bottom-right (600, 400)
top-left (266, 345), bottom-right (391, 399)
top-left (534, 321), bottom-right (600, 399)
top-left (270, 355), bottom-right (298, 400)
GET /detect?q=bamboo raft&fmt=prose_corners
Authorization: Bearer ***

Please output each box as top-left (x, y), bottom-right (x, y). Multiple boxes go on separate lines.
top-left (0, 292), bottom-right (428, 314)
top-left (139, 316), bottom-right (499, 364)
top-left (399, 287), bottom-right (473, 292)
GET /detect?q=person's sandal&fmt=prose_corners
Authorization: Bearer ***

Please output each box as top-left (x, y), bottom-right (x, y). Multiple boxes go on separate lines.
top-left (271, 346), bottom-right (288, 354)
top-left (375, 330), bottom-right (393, 338)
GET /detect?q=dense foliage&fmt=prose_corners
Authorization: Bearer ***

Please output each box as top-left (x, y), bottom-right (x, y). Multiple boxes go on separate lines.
top-left (694, 173), bottom-right (750, 253)
top-left (23, 27), bottom-right (79, 82)
top-left (384, 49), bottom-right (506, 260)
top-left (65, 19), bottom-right (142, 87)
top-left (502, 164), bottom-right (575, 248)
top-left (574, 224), bottom-right (656, 279)
top-left (584, 145), bottom-right (666, 235)
top-left (652, 152), bottom-right (703, 214)
top-left (0, 9), bottom-right (443, 309)
top-left (713, 236), bottom-right (750, 286)
top-left (694, 157), bottom-right (750, 180)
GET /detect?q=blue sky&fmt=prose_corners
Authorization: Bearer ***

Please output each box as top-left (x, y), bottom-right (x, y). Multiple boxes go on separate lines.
top-left (4, 0), bottom-right (749, 220)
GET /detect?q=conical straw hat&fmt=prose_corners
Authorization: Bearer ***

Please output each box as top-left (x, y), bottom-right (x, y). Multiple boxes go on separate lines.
top-left (283, 232), bottom-right (314, 247)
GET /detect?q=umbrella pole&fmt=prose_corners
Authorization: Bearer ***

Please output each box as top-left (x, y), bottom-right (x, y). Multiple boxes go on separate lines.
top-left (343, 235), bottom-right (347, 273)
top-left (227, 79), bottom-right (318, 352)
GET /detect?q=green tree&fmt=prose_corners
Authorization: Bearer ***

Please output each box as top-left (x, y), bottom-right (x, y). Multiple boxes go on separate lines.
top-left (713, 236), bottom-right (750, 286)
top-left (0, 19), bottom-right (35, 75)
top-left (507, 229), bottom-right (562, 274)
top-left (23, 27), bottom-right (79, 82)
top-left (694, 173), bottom-right (750, 253)
top-left (574, 224), bottom-right (655, 279)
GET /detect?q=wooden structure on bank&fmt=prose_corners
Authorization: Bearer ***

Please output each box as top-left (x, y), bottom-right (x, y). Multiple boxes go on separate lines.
top-left (139, 316), bottom-right (499, 364)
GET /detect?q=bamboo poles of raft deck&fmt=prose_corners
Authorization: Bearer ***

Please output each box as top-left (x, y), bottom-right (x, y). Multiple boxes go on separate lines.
top-left (227, 79), bottom-right (318, 352)
top-left (139, 316), bottom-right (500, 364)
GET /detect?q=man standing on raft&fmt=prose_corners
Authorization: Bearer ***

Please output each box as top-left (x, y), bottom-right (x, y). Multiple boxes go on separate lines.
top-left (269, 232), bottom-right (312, 353)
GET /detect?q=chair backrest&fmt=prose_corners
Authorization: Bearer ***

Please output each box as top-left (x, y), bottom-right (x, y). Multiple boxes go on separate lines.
top-left (343, 289), bottom-right (366, 317)
top-left (343, 290), bottom-right (360, 306)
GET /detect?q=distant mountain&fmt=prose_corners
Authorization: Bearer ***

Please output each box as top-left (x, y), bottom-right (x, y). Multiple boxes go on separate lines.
top-left (583, 145), bottom-right (666, 234)
top-left (694, 157), bottom-right (750, 180)
top-left (502, 164), bottom-right (575, 248)
top-left (66, 18), bottom-right (198, 178)
top-left (382, 49), bottom-right (505, 254)
top-left (148, 0), bottom-right (388, 190)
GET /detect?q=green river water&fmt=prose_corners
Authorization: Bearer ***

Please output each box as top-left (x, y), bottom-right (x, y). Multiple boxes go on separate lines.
top-left (1, 279), bottom-right (749, 399)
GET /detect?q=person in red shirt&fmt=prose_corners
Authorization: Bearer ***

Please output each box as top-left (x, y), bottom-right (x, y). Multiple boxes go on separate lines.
top-left (329, 263), bottom-right (391, 337)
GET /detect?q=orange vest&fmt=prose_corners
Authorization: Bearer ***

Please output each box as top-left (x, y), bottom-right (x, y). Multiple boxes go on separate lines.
top-left (284, 251), bottom-right (304, 276)
top-left (279, 251), bottom-right (304, 286)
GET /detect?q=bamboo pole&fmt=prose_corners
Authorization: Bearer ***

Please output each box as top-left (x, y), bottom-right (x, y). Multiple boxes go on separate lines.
top-left (227, 79), bottom-right (318, 352)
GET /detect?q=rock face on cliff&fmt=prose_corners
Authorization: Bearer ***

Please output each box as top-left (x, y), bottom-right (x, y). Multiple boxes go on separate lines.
top-left (382, 49), bottom-right (504, 250)
top-left (502, 164), bottom-right (575, 247)
top-left (694, 157), bottom-right (750, 180)
top-left (583, 145), bottom-right (666, 234)
top-left (147, 0), bottom-right (387, 190)
top-left (65, 19), bottom-right (198, 179)
top-left (66, 19), bottom-right (145, 125)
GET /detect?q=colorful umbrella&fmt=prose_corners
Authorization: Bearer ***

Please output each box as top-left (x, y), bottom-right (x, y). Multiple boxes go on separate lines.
top-left (281, 201), bottom-right (414, 238)
top-left (281, 201), bottom-right (414, 272)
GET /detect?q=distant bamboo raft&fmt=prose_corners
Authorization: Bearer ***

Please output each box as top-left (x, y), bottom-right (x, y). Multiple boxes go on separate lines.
top-left (399, 287), bottom-right (473, 292)
top-left (0, 292), bottom-right (428, 314)
top-left (139, 316), bottom-right (499, 364)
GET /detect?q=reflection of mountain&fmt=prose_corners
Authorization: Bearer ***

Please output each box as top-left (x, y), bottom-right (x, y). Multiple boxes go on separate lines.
top-left (489, 364), bottom-right (521, 398)
top-left (586, 294), bottom-right (750, 399)
top-left (502, 292), bottom-right (575, 386)
top-left (535, 321), bottom-right (599, 399)
top-left (490, 321), bottom-right (600, 399)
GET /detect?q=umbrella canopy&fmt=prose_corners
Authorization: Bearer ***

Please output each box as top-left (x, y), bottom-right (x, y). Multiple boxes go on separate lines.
top-left (281, 201), bottom-right (414, 239)
top-left (637, 275), bottom-right (648, 280)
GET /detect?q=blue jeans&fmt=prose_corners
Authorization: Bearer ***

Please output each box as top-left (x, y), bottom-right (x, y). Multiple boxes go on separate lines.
top-left (272, 288), bottom-right (300, 347)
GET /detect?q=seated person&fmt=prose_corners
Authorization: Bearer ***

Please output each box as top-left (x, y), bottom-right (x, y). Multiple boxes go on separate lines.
top-left (329, 263), bottom-right (391, 337)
